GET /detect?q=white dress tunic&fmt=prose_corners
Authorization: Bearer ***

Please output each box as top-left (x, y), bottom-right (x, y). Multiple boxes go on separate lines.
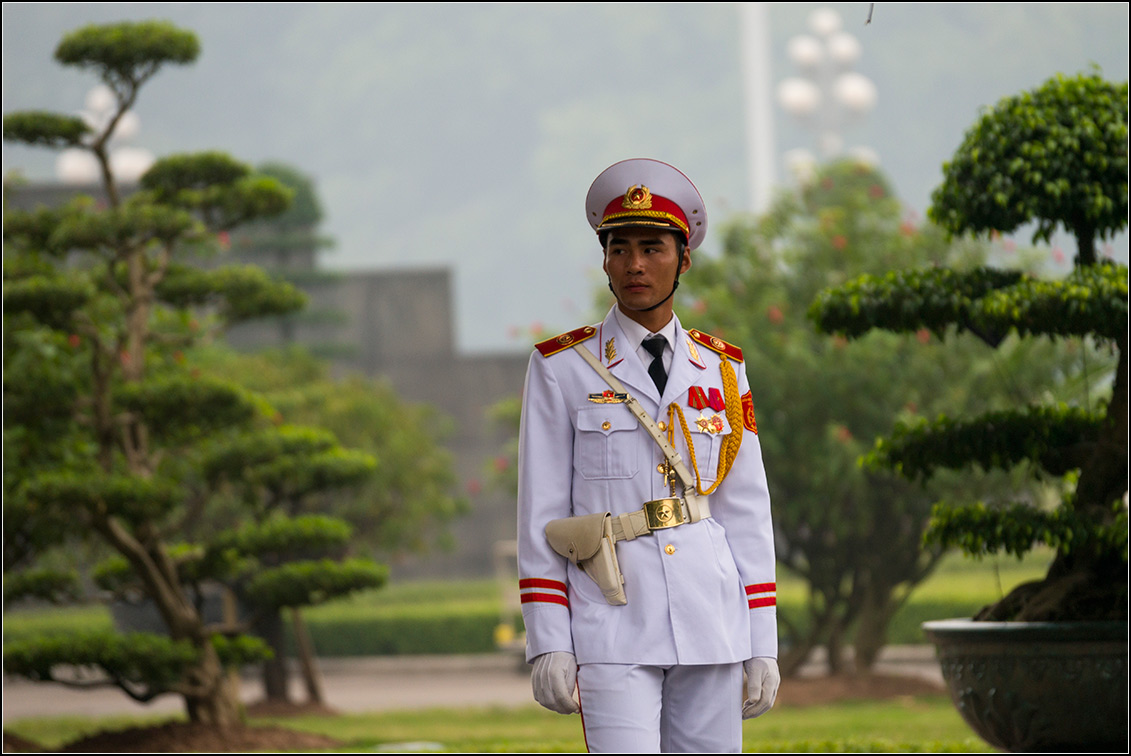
top-left (517, 305), bottom-right (778, 668)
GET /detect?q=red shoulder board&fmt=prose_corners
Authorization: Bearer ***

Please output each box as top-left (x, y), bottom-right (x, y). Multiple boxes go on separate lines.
top-left (687, 329), bottom-right (743, 362)
top-left (535, 325), bottom-right (597, 357)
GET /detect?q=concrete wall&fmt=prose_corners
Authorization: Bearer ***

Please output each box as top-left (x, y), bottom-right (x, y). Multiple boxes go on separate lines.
top-left (234, 268), bottom-right (530, 579)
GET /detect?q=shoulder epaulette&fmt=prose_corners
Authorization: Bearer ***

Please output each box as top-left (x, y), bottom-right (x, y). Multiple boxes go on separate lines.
top-left (687, 328), bottom-right (743, 362)
top-left (535, 325), bottom-right (597, 357)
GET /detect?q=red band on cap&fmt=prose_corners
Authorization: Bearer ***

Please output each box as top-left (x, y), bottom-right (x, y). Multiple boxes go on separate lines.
top-left (599, 185), bottom-right (690, 237)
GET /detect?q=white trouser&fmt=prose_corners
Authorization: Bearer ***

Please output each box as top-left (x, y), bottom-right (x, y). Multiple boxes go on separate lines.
top-left (576, 662), bottom-right (744, 753)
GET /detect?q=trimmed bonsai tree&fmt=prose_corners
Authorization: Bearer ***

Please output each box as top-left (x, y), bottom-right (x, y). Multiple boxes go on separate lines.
top-left (682, 160), bottom-right (1077, 674)
top-left (809, 71), bottom-right (1128, 623)
top-left (3, 21), bottom-right (385, 725)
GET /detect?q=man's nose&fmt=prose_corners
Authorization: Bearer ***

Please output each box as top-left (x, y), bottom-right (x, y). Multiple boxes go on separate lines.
top-left (625, 250), bottom-right (645, 272)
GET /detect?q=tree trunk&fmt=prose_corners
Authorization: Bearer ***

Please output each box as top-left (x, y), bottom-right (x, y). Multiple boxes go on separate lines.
top-left (852, 592), bottom-right (897, 672)
top-left (779, 598), bottom-right (838, 677)
top-left (291, 607), bottom-right (325, 704)
top-left (182, 644), bottom-right (244, 727)
top-left (257, 611), bottom-right (291, 703)
top-left (825, 616), bottom-right (849, 674)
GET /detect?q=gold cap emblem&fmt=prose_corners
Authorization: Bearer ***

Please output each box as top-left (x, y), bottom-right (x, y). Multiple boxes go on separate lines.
top-left (622, 185), bottom-right (653, 210)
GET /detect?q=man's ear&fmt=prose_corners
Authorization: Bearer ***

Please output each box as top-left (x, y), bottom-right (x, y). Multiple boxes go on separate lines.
top-left (679, 248), bottom-right (692, 275)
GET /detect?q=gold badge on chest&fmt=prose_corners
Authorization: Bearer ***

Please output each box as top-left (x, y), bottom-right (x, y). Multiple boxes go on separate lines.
top-left (695, 413), bottom-right (725, 435)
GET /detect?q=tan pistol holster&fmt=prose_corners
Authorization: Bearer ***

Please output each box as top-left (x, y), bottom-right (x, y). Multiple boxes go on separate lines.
top-left (545, 512), bottom-right (626, 606)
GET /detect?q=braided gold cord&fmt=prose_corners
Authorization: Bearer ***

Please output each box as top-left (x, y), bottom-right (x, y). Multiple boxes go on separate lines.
top-left (666, 356), bottom-right (744, 495)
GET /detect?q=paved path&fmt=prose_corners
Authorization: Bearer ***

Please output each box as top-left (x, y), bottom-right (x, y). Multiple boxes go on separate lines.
top-left (2, 647), bottom-right (943, 724)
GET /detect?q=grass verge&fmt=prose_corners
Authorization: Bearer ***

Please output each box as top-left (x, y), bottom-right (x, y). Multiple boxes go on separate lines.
top-left (4, 696), bottom-right (991, 753)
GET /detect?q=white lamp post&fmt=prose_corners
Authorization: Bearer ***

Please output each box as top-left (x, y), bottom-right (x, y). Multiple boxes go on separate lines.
top-left (776, 8), bottom-right (876, 179)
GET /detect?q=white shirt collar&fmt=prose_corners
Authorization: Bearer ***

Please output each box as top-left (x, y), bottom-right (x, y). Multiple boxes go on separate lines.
top-left (611, 306), bottom-right (678, 368)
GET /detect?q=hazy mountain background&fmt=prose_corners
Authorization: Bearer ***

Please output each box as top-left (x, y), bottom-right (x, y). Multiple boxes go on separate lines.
top-left (3, 3), bottom-right (1128, 353)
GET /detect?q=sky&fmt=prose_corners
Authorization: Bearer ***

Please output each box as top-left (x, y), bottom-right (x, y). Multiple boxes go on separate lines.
top-left (3, 3), bottom-right (1128, 353)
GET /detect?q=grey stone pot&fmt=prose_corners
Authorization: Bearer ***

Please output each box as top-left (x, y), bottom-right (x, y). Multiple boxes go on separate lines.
top-left (922, 619), bottom-right (1128, 752)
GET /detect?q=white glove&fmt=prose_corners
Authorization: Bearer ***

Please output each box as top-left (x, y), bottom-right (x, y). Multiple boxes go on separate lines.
top-left (742, 657), bottom-right (780, 719)
top-left (531, 651), bottom-right (579, 714)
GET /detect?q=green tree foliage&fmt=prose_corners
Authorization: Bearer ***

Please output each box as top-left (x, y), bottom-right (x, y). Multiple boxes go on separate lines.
top-left (929, 70), bottom-right (1128, 266)
top-left (682, 160), bottom-right (1079, 673)
top-left (191, 345), bottom-right (467, 556)
top-left (813, 72), bottom-right (1128, 622)
top-left (2, 20), bottom-right (386, 725)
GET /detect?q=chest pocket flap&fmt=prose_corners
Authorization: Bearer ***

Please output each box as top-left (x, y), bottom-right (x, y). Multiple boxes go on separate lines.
top-left (575, 406), bottom-right (639, 480)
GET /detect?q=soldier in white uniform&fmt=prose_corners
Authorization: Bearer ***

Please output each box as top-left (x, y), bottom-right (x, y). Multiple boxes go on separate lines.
top-left (517, 158), bottom-right (779, 753)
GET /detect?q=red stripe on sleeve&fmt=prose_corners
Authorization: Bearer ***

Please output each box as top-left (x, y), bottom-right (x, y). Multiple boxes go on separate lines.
top-left (745, 582), bottom-right (776, 595)
top-left (521, 592), bottom-right (570, 608)
top-left (748, 596), bottom-right (777, 609)
top-left (519, 578), bottom-right (568, 593)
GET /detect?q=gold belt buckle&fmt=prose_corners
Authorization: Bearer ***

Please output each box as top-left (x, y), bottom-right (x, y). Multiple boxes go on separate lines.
top-left (643, 498), bottom-right (685, 530)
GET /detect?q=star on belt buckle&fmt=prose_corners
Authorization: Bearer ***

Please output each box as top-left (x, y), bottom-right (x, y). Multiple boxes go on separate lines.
top-left (643, 498), bottom-right (685, 530)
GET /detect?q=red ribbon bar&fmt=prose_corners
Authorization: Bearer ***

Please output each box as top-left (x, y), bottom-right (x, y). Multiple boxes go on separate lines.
top-left (688, 386), bottom-right (709, 410)
top-left (708, 388), bottom-right (725, 412)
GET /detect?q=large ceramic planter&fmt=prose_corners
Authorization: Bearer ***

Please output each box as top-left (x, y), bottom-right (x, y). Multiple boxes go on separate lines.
top-left (922, 619), bottom-right (1127, 752)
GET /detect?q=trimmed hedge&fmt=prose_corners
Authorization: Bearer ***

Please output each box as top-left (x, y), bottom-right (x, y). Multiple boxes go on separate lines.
top-left (293, 606), bottom-right (501, 656)
top-left (7, 556), bottom-right (1050, 657)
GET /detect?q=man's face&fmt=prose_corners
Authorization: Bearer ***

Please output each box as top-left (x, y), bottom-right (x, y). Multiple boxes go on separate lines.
top-left (602, 227), bottom-right (691, 316)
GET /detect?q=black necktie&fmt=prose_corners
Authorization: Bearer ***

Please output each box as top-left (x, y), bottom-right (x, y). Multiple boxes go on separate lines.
top-left (643, 335), bottom-right (668, 394)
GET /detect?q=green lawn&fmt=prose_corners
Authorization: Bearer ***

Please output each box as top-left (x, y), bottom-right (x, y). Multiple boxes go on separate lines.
top-left (4, 697), bottom-right (991, 753)
top-left (4, 554), bottom-right (1031, 751)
